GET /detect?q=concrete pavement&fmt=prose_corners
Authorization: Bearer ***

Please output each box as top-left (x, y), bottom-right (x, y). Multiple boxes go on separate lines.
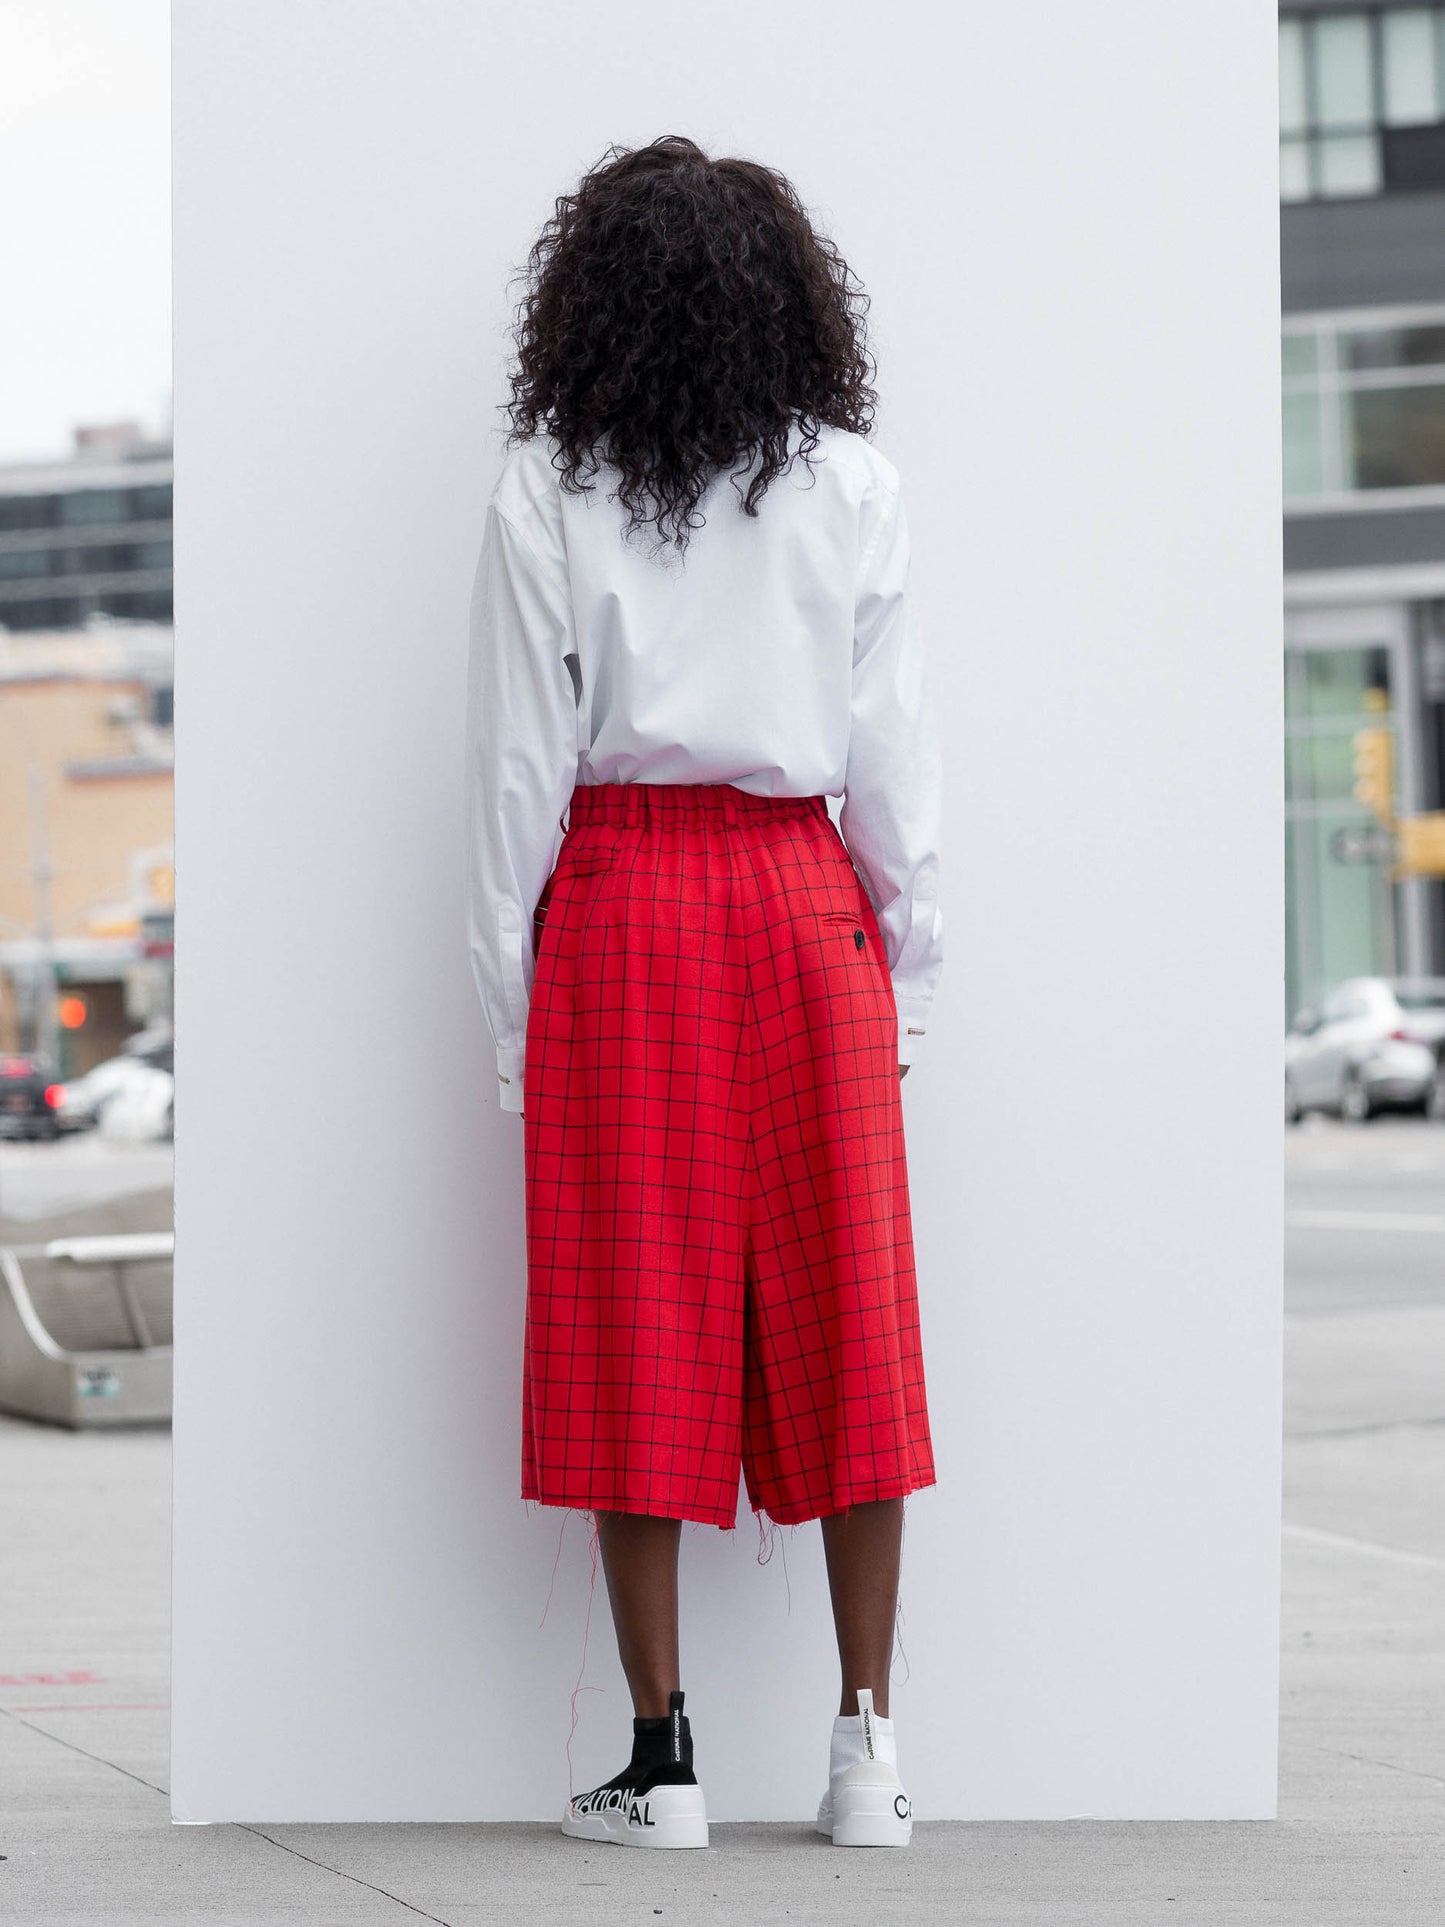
top-left (1, 1122), bottom-right (1441, 1922)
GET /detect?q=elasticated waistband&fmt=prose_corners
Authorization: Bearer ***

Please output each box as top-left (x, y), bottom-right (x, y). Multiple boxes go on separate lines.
top-left (567, 780), bottom-right (831, 828)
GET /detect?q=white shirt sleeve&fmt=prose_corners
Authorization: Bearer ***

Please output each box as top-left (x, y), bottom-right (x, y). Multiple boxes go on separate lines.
top-left (838, 471), bottom-right (944, 1065)
top-left (465, 496), bottom-right (579, 1113)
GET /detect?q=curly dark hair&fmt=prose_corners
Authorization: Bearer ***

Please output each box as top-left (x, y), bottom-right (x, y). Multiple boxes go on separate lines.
top-left (501, 134), bottom-right (878, 554)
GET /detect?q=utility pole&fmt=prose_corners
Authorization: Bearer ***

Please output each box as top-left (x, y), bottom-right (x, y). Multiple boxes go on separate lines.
top-left (26, 767), bottom-right (60, 1068)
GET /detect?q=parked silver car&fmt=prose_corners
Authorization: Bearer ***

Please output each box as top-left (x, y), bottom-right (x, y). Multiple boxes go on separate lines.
top-left (1285, 977), bottom-right (1445, 1122)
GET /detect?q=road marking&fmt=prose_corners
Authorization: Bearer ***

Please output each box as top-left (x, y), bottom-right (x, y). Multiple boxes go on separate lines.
top-left (1286, 1209), bottom-right (1445, 1233)
top-left (1285, 1523), bottom-right (1445, 1573)
top-left (9, 1703), bottom-right (168, 1713)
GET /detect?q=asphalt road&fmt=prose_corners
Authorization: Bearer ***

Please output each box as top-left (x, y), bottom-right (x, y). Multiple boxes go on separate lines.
top-left (0, 1129), bottom-right (172, 1230)
top-left (1287, 1113), bottom-right (1445, 1315)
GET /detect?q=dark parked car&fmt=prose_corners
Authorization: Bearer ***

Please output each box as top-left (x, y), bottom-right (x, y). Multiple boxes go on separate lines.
top-left (0, 1053), bottom-right (63, 1141)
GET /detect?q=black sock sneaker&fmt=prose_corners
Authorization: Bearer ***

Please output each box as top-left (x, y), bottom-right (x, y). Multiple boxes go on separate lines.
top-left (561, 1688), bottom-right (709, 1849)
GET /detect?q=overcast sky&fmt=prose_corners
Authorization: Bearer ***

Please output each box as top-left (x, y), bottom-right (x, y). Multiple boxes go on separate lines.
top-left (0, 2), bottom-right (170, 464)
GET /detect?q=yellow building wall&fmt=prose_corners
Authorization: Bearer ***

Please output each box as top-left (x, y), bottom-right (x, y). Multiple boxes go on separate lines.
top-left (0, 676), bottom-right (173, 941)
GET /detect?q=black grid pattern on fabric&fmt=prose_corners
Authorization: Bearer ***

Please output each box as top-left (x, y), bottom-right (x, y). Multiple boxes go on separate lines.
top-left (519, 780), bottom-right (936, 1530)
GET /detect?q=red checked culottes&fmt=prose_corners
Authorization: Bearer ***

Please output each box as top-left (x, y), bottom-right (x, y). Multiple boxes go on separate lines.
top-left (520, 780), bottom-right (936, 1530)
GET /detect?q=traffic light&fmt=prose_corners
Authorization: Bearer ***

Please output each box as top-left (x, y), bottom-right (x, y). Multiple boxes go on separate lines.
top-left (1352, 725), bottom-right (1395, 823)
top-left (1394, 812), bottom-right (1445, 879)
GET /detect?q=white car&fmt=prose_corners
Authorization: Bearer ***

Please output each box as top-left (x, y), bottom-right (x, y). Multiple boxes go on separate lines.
top-left (1285, 977), bottom-right (1445, 1122)
top-left (51, 1027), bottom-right (173, 1135)
top-left (52, 1055), bottom-right (152, 1133)
top-left (96, 1064), bottom-right (173, 1143)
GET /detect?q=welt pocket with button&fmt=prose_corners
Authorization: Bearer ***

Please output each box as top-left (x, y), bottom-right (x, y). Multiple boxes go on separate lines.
top-left (821, 910), bottom-right (870, 950)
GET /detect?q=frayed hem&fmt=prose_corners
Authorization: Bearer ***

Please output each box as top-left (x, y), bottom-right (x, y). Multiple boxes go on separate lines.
top-left (750, 1474), bottom-right (936, 1529)
top-left (522, 1491), bottom-right (741, 1532)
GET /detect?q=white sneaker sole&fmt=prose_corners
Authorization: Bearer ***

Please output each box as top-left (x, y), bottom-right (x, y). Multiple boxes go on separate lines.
top-left (561, 1782), bottom-right (708, 1849)
top-left (816, 1764), bottom-right (913, 1847)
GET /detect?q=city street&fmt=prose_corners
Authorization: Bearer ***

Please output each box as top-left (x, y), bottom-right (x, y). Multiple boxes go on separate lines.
top-left (1281, 1115), bottom-right (1445, 1899)
top-left (0, 1124), bottom-right (1442, 1922)
top-left (10, 0), bottom-right (1445, 1915)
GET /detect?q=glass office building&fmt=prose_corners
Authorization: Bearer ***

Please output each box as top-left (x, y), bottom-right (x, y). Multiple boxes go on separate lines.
top-left (0, 427), bottom-right (173, 634)
top-left (1281, 4), bottom-right (1445, 1017)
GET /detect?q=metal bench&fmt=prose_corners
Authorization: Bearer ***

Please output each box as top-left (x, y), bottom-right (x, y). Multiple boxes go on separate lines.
top-left (0, 1232), bottom-right (173, 1427)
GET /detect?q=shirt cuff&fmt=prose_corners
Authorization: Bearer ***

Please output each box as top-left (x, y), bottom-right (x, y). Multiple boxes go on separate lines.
top-left (895, 1005), bottom-right (931, 1067)
top-left (496, 1045), bottom-right (525, 1114)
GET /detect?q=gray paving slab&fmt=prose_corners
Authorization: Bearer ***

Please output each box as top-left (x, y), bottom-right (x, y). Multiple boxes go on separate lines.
top-left (4, 1415), bottom-right (1440, 1924)
top-left (2, 1125), bottom-right (1443, 1922)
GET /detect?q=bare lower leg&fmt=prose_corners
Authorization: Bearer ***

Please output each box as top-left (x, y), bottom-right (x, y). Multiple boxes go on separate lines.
top-left (820, 1497), bottom-right (903, 1718)
top-left (593, 1510), bottom-right (683, 1720)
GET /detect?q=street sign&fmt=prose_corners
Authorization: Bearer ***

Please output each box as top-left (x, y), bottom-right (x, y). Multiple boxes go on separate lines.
top-left (1329, 825), bottom-right (1396, 865)
top-left (140, 909), bottom-right (174, 959)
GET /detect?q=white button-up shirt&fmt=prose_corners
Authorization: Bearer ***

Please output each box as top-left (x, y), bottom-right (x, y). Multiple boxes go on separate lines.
top-left (465, 420), bottom-right (944, 1113)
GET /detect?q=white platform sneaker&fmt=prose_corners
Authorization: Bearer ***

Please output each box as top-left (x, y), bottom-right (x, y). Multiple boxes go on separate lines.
top-left (815, 1687), bottom-right (913, 1847)
top-left (561, 1688), bottom-right (709, 1850)
top-left (561, 1778), bottom-right (708, 1849)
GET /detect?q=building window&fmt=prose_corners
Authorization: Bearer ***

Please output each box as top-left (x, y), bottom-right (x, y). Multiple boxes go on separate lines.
top-left (1281, 6), bottom-right (1445, 201)
top-left (0, 494), bottom-right (60, 533)
top-left (1284, 306), bottom-right (1445, 499)
top-left (1285, 644), bottom-right (1401, 1015)
top-left (59, 488), bottom-right (131, 526)
top-left (99, 588), bottom-right (173, 622)
top-left (0, 547), bottom-right (57, 580)
top-left (128, 483), bottom-right (173, 521)
top-left (0, 595), bottom-right (82, 630)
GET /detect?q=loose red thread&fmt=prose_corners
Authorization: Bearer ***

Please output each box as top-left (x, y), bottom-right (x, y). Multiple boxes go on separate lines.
top-left (534, 1507), bottom-right (603, 1808)
top-left (892, 1495), bottom-right (913, 1685)
top-left (563, 1507), bottom-right (603, 1808)
top-left (536, 1505), bottom-right (569, 1629)
top-left (754, 1509), bottom-right (775, 1565)
top-left (754, 1508), bottom-right (795, 1614)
